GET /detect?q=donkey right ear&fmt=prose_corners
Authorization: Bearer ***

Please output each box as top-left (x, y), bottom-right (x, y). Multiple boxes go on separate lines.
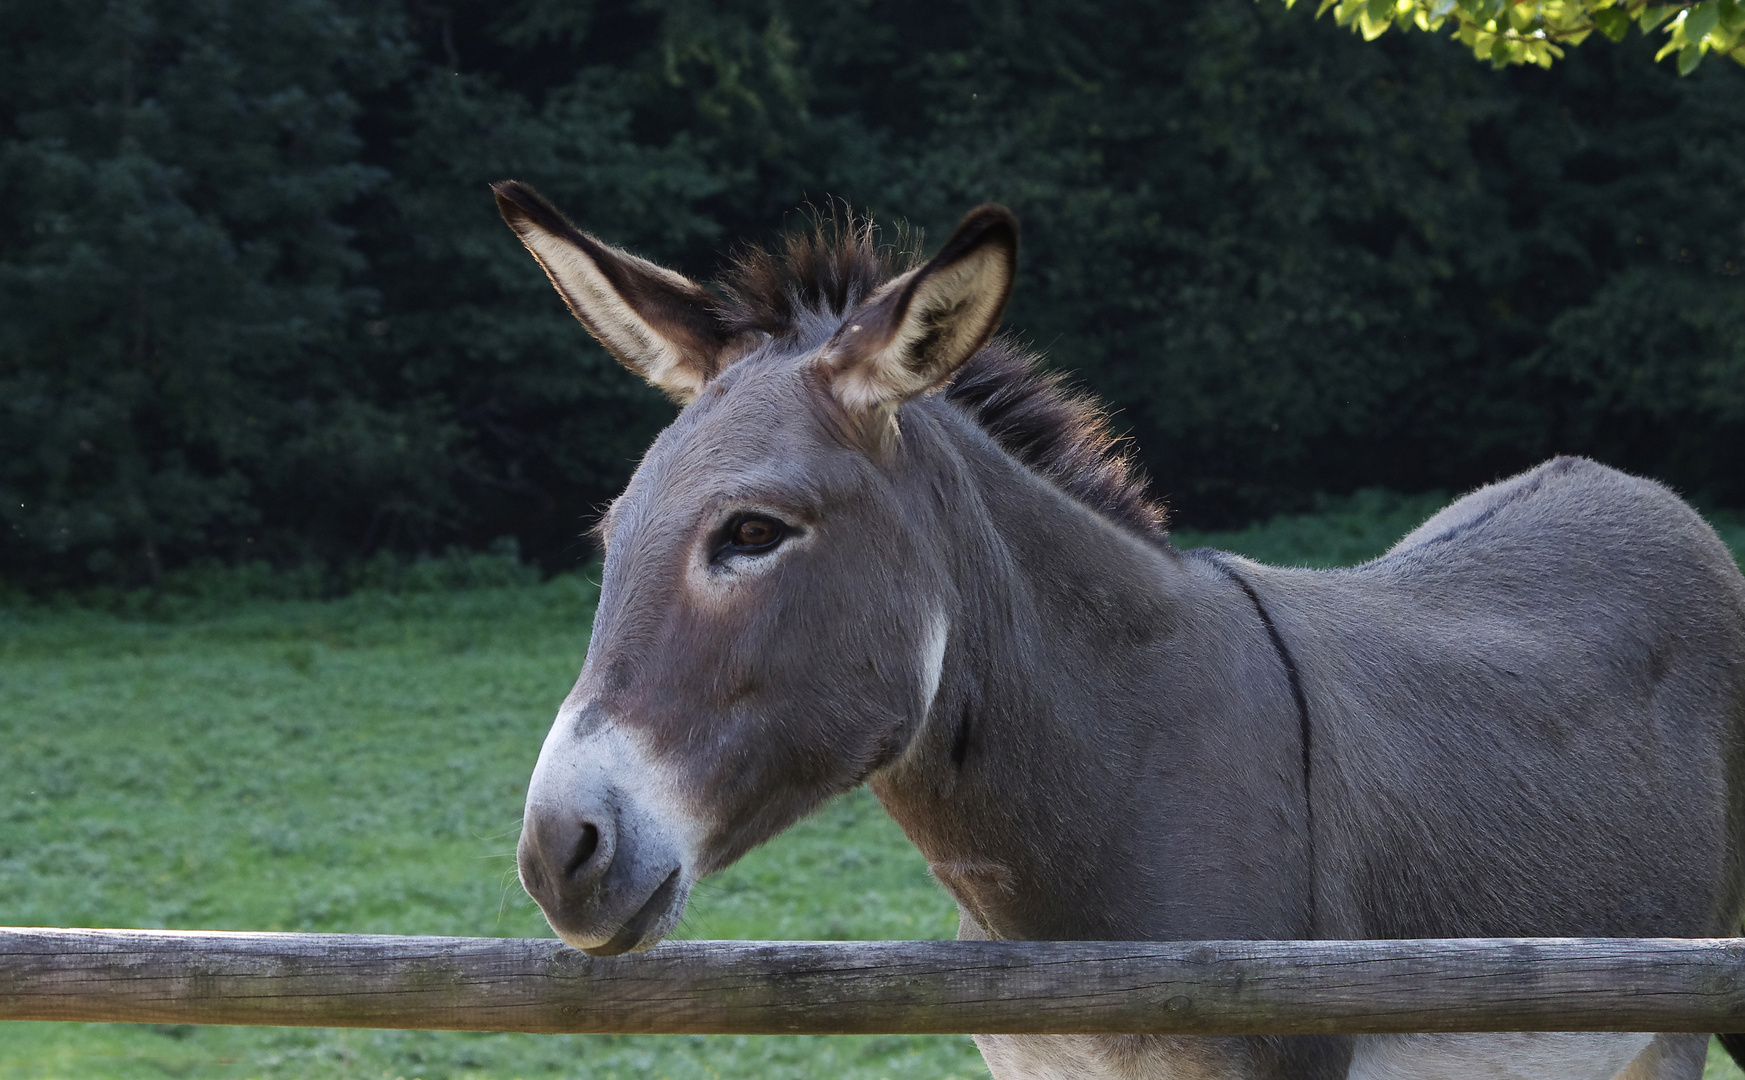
top-left (493, 180), bottom-right (728, 403)
top-left (818, 204), bottom-right (1018, 417)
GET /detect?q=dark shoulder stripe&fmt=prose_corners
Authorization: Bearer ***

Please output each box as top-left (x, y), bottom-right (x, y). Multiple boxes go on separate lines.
top-left (1189, 548), bottom-right (1318, 937)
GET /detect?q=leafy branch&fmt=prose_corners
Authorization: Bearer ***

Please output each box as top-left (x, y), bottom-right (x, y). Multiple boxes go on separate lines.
top-left (1285, 0), bottom-right (1745, 72)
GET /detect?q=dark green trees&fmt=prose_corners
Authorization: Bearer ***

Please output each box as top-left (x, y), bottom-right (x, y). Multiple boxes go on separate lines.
top-left (2, 0), bottom-right (1741, 587)
top-left (839, 0), bottom-right (1745, 520)
top-left (0, 1), bottom-right (415, 583)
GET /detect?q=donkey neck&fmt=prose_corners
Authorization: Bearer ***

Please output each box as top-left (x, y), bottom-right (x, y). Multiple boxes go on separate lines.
top-left (868, 401), bottom-right (1317, 943)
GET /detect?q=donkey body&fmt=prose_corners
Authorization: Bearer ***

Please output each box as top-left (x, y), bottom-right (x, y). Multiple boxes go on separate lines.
top-left (495, 183), bottom-right (1745, 1080)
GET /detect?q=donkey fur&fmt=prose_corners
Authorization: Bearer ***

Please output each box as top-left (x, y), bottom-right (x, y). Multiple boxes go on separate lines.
top-left (500, 189), bottom-right (1745, 1080)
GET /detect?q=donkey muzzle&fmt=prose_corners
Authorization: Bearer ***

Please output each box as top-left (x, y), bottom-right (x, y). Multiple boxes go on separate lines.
top-left (519, 709), bottom-right (696, 955)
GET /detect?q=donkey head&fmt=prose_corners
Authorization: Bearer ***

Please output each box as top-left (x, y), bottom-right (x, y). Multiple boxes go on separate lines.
top-left (496, 182), bottom-right (1017, 954)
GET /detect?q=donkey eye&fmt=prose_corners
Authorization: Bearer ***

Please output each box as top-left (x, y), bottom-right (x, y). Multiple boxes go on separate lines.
top-left (721, 515), bottom-right (787, 555)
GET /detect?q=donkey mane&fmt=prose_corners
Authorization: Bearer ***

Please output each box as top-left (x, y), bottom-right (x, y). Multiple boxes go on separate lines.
top-left (713, 212), bottom-right (1167, 538)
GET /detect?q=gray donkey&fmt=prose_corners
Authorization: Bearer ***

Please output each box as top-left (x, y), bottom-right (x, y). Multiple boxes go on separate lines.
top-left (495, 181), bottom-right (1745, 1080)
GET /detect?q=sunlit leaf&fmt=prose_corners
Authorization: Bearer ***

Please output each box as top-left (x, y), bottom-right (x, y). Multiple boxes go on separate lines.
top-left (1594, 7), bottom-right (1631, 39)
top-left (1276, 0), bottom-right (1724, 71)
top-left (1684, 0), bottom-right (1721, 40)
top-left (1639, 5), bottom-right (1679, 31)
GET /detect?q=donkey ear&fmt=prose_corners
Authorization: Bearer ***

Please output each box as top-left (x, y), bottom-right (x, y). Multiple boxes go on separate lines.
top-left (493, 180), bottom-right (727, 403)
top-left (819, 204), bottom-right (1018, 415)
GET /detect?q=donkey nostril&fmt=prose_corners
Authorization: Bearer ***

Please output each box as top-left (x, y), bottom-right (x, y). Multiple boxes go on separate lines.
top-left (564, 822), bottom-right (600, 881)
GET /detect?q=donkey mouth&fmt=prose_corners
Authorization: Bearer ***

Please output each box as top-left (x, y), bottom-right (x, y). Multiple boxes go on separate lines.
top-left (581, 867), bottom-right (686, 957)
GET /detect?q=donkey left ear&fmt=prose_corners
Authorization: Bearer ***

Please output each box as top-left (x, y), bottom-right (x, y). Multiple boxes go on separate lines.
top-left (493, 180), bottom-right (728, 403)
top-left (819, 204), bottom-right (1018, 416)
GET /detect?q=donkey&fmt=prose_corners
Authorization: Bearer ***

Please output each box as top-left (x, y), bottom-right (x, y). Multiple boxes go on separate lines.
top-left (495, 180), bottom-right (1745, 1080)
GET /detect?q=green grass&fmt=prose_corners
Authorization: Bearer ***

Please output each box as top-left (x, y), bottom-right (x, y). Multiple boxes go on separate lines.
top-left (0, 580), bottom-right (973, 1080)
top-left (3, 493), bottom-right (1743, 1078)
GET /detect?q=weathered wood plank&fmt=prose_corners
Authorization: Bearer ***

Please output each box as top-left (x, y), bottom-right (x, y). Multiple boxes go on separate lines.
top-left (2, 929), bottom-right (1743, 1035)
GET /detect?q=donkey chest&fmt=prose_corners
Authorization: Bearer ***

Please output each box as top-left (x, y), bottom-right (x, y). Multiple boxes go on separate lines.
top-left (972, 1033), bottom-right (1666, 1080)
top-left (973, 1035), bottom-right (1243, 1080)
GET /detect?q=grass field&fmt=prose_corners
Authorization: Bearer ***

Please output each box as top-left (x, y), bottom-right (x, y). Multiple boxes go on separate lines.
top-left (2, 491), bottom-right (1743, 1079)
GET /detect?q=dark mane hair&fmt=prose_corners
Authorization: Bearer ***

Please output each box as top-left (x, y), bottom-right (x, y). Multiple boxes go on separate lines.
top-left (712, 207), bottom-right (910, 339)
top-left (946, 341), bottom-right (1167, 537)
top-left (713, 211), bottom-right (1167, 538)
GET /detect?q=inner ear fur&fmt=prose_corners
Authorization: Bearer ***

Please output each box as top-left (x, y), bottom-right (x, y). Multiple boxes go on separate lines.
top-left (819, 204), bottom-right (1019, 416)
top-left (493, 180), bottom-right (728, 403)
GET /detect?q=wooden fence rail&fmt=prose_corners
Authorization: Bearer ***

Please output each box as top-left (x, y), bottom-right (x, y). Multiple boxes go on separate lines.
top-left (3, 929), bottom-right (1744, 1035)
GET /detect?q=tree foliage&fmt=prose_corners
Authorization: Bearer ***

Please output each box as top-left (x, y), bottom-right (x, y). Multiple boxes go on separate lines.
top-left (0, 0), bottom-right (419, 580)
top-left (2, 0), bottom-right (1742, 588)
top-left (1299, 0), bottom-right (1745, 71)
